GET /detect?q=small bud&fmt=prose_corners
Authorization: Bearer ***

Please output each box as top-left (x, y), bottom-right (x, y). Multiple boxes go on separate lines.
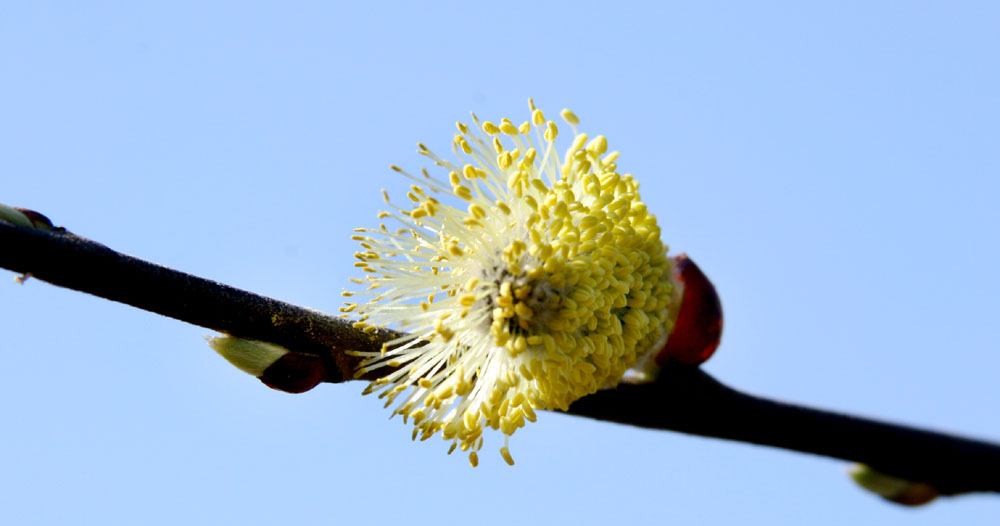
top-left (657, 254), bottom-right (723, 366)
top-left (207, 336), bottom-right (327, 394)
top-left (0, 203), bottom-right (34, 228)
top-left (258, 353), bottom-right (327, 394)
top-left (209, 336), bottom-right (288, 377)
top-left (15, 207), bottom-right (56, 230)
top-left (0, 203), bottom-right (56, 230)
top-left (849, 464), bottom-right (939, 506)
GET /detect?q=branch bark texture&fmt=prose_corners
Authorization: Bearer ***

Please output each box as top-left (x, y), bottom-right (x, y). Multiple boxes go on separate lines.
top-left (2, 219), bottom-right (998, 496)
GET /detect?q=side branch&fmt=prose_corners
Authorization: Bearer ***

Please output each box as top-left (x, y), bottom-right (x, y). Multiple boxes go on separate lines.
top-left (3, 219), bottom-right (999, 496)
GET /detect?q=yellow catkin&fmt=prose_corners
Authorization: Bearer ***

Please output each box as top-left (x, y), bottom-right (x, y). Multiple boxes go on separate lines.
top-left (348, 100), bottom-right (674, 467)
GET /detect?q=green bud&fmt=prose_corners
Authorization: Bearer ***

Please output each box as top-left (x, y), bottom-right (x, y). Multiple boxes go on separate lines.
top-left (0, 203), bottom-right (34, 228)
top-left (849, 464), bottom-right (939, 506)
top-left (208, 335), bottom-right (289, 377)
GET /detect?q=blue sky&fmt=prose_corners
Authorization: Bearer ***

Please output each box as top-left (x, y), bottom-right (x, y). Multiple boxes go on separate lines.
top-left (2, 1), bottom-right (998, 524)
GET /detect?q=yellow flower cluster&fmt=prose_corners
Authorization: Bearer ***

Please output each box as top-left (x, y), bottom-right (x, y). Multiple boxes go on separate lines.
top-left (344, 100), bottom-right (675, 466)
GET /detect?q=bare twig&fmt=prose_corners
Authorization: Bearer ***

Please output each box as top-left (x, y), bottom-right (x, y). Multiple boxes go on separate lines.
top-left (0, 219), bottom-right (396, 382)
top-left (2, 218), bottom-right (999, 496)
top-left (569, 366), bottom-right (1000, 495)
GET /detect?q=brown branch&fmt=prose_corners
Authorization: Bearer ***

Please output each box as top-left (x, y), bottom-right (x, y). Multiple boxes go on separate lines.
top-left (0, 219), bottom-right (396, 382)
top-left (569, 366), bottom-right (1000, 496)
top-left (2, 218), bottom-right (999, 497)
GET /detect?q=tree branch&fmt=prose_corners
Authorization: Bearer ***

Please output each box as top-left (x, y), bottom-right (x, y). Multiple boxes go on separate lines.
top-left (569, 366), bottom-right (1000, 496)
top-left (2, 218), bottom-right (999, 497)
top-left (0, 219), bottom-right (396, 382)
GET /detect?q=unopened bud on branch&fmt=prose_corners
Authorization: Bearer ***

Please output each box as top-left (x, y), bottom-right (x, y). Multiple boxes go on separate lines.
top-left (849, 463), bottom-right (939, 506)
top-left (208, 336), bottom-right (327, 394)
top-left (657, 254), bottom-right (723, 366)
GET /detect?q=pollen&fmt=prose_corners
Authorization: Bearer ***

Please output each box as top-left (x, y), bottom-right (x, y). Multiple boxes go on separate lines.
top-left (347, 100), bottom-right (676, 466)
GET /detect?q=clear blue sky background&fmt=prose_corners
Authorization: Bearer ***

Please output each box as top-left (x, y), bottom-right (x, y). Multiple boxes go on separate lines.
top-left (2, 2), bottom-right (998, 524)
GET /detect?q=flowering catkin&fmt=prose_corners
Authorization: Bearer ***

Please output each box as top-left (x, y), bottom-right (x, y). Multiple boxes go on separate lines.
top-left (345, 100), bottom-right (676, 466)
